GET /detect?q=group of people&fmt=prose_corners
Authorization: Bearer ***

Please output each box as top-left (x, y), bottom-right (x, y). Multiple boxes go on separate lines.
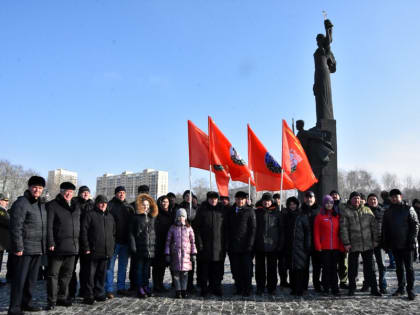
top-left (0, 175), bottom-right (419, 315)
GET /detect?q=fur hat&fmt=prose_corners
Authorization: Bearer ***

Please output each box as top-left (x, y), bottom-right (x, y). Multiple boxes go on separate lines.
top-left (28, 176), bottom-right (46, 187)
top-left (207, 191), bottom-right (219, 199)
top-left (235, 191), bottom-right (248, 199)
top-left (286, 196), bottom-right (300, 208)
top-left (60, 182), bottom-right (76, 190)
top-left (261, 192), bottom-right (273, 201)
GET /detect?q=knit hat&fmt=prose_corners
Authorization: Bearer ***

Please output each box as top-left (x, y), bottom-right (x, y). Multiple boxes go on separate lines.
top-left (389, 188), bottom-right (402, 196)
top-left (176, 208), bottom-right (187, 219)
top-left (235, 191), bottom-right (248, 199)
top-left (95, 195), bottom-right (108, 204)
top-left (207, 191), bottom-right (219, 199)
top-left (286, 196), bottom-right (300, 208)
top-left (261, 192), bottom-right (273, 201)
top-left (78, 185), bottom-right (90, 195)
top-left (272, 193), bottom-right (280, 199)
top-left (138, 185), bottom-right (150, 194)
top-left (322, 195), bottom-right (334, 207)
top-left (349, 191), bottom-right (361, 200)
top-left (28, 176), bottom-right (46, 187)
top-left (114, 186), bottom-right (126, 194)
top-left (60, 182), bottom-right (76, 190)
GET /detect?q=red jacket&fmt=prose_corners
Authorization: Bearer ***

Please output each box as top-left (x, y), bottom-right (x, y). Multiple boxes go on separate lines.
top-left (313, 210), bottom-right (344, 252)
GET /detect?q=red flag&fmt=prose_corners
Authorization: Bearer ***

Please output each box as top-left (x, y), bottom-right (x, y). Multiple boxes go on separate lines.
top-left (208, 117), bottom-right (254, 185)
top-left (187, 120), bottom-right (230, 196)
top-left (282, 120), bottom-right (318, 191)
top-left (188, 120), bottom-right (210, 171)
top-left (247, 124), bottom-right (295, 191)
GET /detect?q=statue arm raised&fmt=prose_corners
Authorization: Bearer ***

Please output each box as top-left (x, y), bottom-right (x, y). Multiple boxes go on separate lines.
top-left (324, 19), bottom-right (333, 45)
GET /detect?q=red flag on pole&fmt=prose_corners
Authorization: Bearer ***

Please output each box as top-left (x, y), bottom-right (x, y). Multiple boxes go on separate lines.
top-left (281, 120), bottom-right (318, 191)
top-left (188, 120), bottom-right (210, 171)
top-left (208, 117), bottom-right (254, 185)
top-left (247, 124), bottom-right (294, 191)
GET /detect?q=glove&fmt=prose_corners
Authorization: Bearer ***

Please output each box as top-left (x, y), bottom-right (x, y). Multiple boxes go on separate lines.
top-left (190, 254), bottom-right (196, 263)
top-left (165, 255), bottom-right (171, 265)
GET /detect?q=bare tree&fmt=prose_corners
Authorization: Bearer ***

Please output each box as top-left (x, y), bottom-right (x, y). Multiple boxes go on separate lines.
top-left (381, 172), bottom-right (400, 191)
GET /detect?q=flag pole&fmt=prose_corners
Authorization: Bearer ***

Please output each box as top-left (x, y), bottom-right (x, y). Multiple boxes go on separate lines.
top-left (189, 167), bottom-right (192, 215)
top-left (280, 169), bottom-right (284, 209)
top-left (248, 177), bottom-right (251, 202)
top-left (209, 165), bottom-right (212, 191)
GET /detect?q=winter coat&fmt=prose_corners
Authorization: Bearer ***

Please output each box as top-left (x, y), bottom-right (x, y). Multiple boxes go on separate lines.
top-left (313, 209), bottom-right (344, 252)
top-left (301, 202), bottom-right (320, 251)
top-left (46, 194), bottom-right (80, 255)
top-left (284, 209), bottom-right (311, 270)
top-left (254, 205), bottom-right (284, 253)
top-left (71, 197), bottom-right (94, 217)
top-left (382, 203), bottom-right (419, 251)
top-left (368, 205), bottom-right (385, 246)
top-left (9, 190), bottom-right (47, 255)
top-left (0, 206), bottom-right (10, 251)
top-left (80, 207), bottom-right (115, 259)
top-left (339, 204), bottom-right (379, 252)
top-left (225, 204), bottom-right (256, 254)
top-left (108, 197), bottom-right (134, 245)
top-left (129, 194), bottom-right (158, 259)
top-left (194, 201), bottom-right (226, 262)
top-left (165, 223), bottom-right (197, 271)
top-left (154, 197), bottom-right (174, 258)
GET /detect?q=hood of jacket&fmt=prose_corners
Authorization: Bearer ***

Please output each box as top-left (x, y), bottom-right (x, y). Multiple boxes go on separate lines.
top-left (136, 193), bottom-right (158, 217)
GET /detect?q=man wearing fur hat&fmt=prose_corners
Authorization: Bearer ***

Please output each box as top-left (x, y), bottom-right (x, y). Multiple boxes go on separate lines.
top-left (340, 191), bottom-right (381, 296)
top-left (382, 189), bottom-right (419, 300)
top-left (45, 182), bottom-right (80, 310)
top-left (105, 186), bottom-right (133, 298)
top-left (195, 191), bottom-right (226, 296)
top-left (225, 191), bottom-right (256, 297)
top-left (8, 176), bottom-right (47, 315)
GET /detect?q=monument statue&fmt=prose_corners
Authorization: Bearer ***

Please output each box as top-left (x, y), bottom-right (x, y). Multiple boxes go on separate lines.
top-left (313, 18), bottom-right (336, 122)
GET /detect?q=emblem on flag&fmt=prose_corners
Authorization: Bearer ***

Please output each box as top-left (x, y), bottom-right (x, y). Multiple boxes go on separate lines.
top-left (264, 152), bottom-right (282, 174)
top-left (230, 146), bottom-right (245, 166)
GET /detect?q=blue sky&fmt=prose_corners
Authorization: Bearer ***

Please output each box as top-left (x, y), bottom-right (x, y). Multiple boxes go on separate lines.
top-left (1, 1), bottom-right (420, 193)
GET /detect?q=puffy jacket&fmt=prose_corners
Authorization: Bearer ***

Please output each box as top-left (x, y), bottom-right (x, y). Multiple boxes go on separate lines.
top-left (71, 197), bottom-right (94, 217)
top-left (254, 205), bottom-right (284, 253)
top-left (154, 197), bottom-right (174, 258)
top-left (0, 206), bottom-right (10, 251)
top-left (382, 203), bottom-right (419, 251)
top-left (368, 205), bottom-right (385, 246)
top-left (339, 204), bottom-right (378, 252)
top-left (165, 223), bottom-right (197, 272)
top-left (46, 194), bottom-right (80, 255)
top-left (9, 190), bottom-right (47, 255)
top-left (225, 204), bottom-right (256, 254)
top-left (313, 209), bottom-right (344, 252)
top-left (194, 201), bottom-right (226, 262)
top-left (80, 207), bottom-right (115, 259)
top-left (284, 209), bottom-right (311, 270)
top-left (108, 197), bottom-right (134, 245)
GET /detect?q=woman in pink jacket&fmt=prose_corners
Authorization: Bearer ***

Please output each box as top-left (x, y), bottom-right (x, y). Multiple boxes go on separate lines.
top-left (165, 208), bottom-right (197, 298)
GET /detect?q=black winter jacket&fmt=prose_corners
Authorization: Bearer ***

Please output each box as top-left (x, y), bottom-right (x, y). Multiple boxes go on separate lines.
top-left (284, 209), bottom-right (311, 270)
top-left (46, 194), bottom-right (80, 255)
top-left (80, 207), bottom-right (115, 259)
top-left (154, 200), bottom-right (174, 258)
top-left (368, 205), bottom-right (385, 246)
top-left (71, 197), bottom-right (94, 217)
top-left (108, 197), bottom-right (133, 245)
top-left (9, 190), bottom-right (47, 255)
top-left (195, 201), bottom-right (226, 261)
top-left (225, 204), bottom-right (256, 254)
top-left (301, 202), bottom-right (320, 251)
top-left (129, 213), bottom-right (156, 259)
top-left (382, 203), bottom-right (419, 251)
top-left (0, 206), bottom-right (10, 251)
top-left (254, 205), bottom-right (284, 253)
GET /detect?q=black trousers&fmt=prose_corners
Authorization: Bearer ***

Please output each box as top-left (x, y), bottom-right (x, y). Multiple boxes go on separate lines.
top-left (85, 257), bottom-right (108, 299)
top-left (348, 250), bottom-right (378, 292)
top-left (9, 255), bottom-right (41, 313)
top-left (47, 255), bottom-right (75, 304)
top-left (6, 252), bottom-right (16, 282)
top-left (229, 252), bottom-right (252, 294)
top-left (278, 252), bottom-right (290, 286)
top-left (69, 253), bottom-right (90, 297)
top-left (198, 258), bottom-right (224, 291)
top-left (290, 269), bottom-right (305, 295)
top-left (320, 250), bottom-right (339, 292)
top-left (0, 250), bottom-right (3, 273)
top-left (303, 251), bottom-right (322, 290)
top-left (129, 255), bottom-right (138, 290)
top-left (255, 252), bottom-right (278, 292)
top-left (152, 255), bottom-right (169, 289)
top-left (187, 261), bottom-right (196, 291)
top-left (393, 249), bottom-right (415, 294)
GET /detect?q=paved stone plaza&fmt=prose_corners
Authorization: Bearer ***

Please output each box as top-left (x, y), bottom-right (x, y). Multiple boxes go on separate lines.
top-left (0, 257), bottom-right (419, 315)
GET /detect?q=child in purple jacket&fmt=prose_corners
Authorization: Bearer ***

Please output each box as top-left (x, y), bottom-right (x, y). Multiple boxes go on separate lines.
top-left (165, 208), bottom-right (197, 298)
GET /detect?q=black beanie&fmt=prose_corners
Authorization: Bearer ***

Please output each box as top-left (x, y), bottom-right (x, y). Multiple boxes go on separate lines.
top-left (95, 195), bottom-right (108, 204)
top-left (138, 185), bottom-right (150, 194)
top-left (235, 191), bottom-right (248, 199)
top-left (207, 191), bottom-right (219, 199)
top-left (114, 186), bottom-right (126, 194)
top-left (60, 182), bottom-right (76, 190)
top-left (28, 176), bottom-right (46, 187)
top-left (78, 185), bottom-right (90, 195)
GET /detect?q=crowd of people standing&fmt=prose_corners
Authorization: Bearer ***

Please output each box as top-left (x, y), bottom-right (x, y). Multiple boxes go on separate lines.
top-left (0, 176), bottom-right (419, 315)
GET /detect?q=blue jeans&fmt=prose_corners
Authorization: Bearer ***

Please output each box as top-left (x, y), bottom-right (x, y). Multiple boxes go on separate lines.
top-left (136, 256), bottom-right (151, 288)
top-left (105, 243), bottom-right (129, 293)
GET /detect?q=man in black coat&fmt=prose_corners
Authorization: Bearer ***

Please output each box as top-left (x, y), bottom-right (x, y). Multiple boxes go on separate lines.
top-left (382, 189), bottom-right (419, 300)
top-left (69, 185), bottom-right (94, 299)
top-left (80, 195), bottom-right (115, 305)
top-left (0, 193), bottom-right (10, 286)
top-left (8, 176), bottom-right (47, 315)
top-left (195, 191), bottom-right (226, 297)
top-left (45, 182), bottom-right (80, 310)
top-left (226, 191), bottom-right (256, 297)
